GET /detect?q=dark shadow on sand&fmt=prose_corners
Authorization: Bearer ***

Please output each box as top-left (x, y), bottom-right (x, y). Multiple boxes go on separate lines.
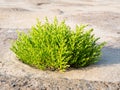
top-left (67, 46), bottom-right (120, 71)
top-left (95, 46), bottom-right (120, 66)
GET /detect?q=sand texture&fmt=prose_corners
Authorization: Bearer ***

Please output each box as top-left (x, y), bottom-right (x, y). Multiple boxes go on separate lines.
top-left (0, 0), bottom-right (120, 89)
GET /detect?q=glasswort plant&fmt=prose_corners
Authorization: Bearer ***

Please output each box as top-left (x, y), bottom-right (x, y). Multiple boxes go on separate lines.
top-left (11, 17), bottom-right (105, 71)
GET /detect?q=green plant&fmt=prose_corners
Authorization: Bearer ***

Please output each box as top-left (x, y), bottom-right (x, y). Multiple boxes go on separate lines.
top-left (11, 17), bottom-right (105, 71)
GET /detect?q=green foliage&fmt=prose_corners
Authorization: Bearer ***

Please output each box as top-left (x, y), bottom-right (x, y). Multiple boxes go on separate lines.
top-left (11, 17), bottom-right (105, 71)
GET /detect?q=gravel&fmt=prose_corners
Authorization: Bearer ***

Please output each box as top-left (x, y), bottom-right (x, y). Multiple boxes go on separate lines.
top-left (0, 74), bottom-right (120, 90)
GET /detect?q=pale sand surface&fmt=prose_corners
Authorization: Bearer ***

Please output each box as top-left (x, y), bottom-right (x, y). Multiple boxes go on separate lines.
top-left (0, 0), bottom-right (120, 87)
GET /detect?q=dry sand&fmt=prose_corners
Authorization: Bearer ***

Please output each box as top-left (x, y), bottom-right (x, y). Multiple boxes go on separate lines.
top-left (0, 0), bottom-right (120, 89)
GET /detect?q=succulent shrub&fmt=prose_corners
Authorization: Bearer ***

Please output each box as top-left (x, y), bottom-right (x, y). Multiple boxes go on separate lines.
top-left (11, 17), bottom-right (105, 71)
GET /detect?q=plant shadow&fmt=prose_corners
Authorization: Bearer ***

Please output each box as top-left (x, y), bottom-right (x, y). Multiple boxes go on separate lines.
top-left (95, 46), bottom-right (120, 66)
top-left (67, 46), bottom-right (120, 71)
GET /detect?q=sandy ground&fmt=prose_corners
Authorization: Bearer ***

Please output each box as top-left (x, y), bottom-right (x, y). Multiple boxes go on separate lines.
top-left (0, 0), bottom-right (120, 89)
